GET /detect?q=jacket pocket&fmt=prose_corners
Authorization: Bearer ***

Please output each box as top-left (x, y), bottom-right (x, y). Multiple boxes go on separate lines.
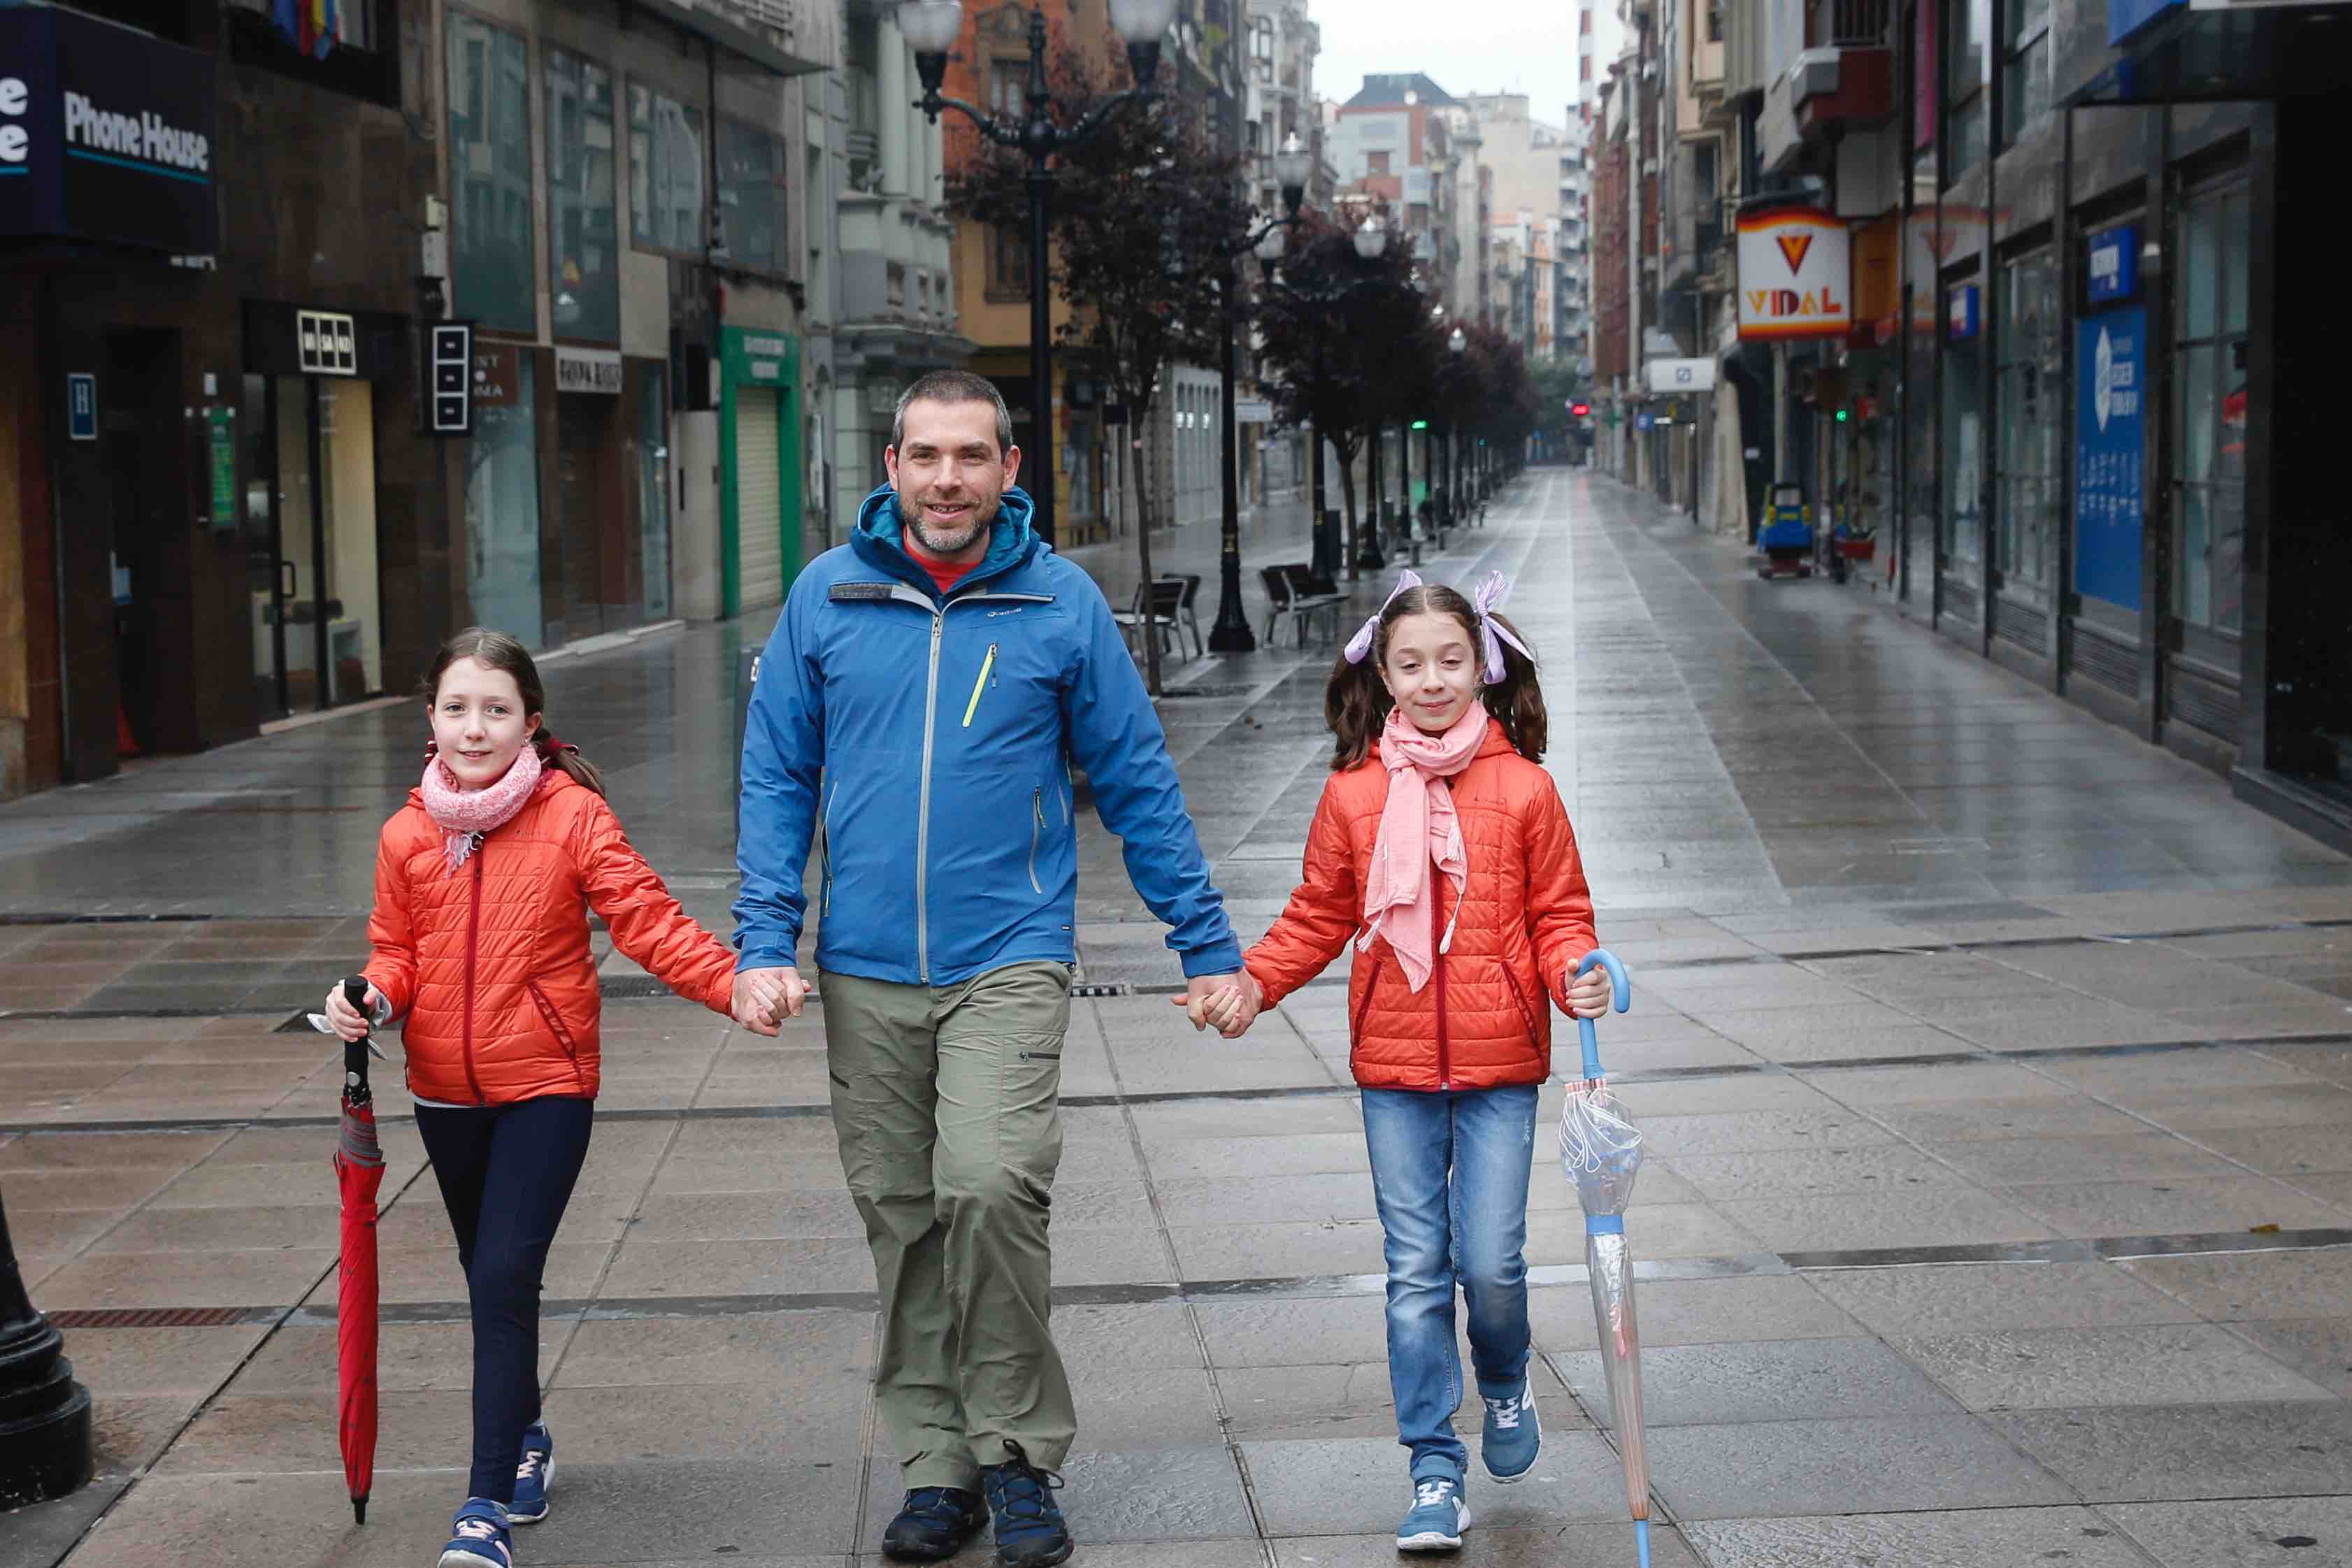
top-left (1501, 963), bottom-right (1544, 1044)
top-left (1026, 789), bottom-right (1046, 895)
top-left (1351, 949), bottom-right (1386, 1044)
top-left (961, 642), bottom-right (999, 728)
top-left (819, 777), bottom-right (840, 920)
top-left (525, 979), bottom-right (589, 1093)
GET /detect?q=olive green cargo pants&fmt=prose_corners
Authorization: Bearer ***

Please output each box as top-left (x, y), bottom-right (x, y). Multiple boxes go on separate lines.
top-left (821, 960), bottom-right (1075, 1488)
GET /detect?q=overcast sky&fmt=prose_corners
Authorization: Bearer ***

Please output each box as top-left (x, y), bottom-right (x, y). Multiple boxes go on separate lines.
top-left (1309, 1), bottom-right (1613, 127)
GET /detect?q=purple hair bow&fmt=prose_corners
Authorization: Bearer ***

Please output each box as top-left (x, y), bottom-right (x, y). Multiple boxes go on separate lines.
top-left (1470, 570), bottom-right (1534, 682)
top-left (1342, 570), bottom-right (1423, 665)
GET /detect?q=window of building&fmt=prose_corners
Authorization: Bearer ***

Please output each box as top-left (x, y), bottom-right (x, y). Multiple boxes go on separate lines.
top-left (1944, 0), bottom-right (1989, 180)
top-left (447, 15), bottom-right (535, 333)
top-left (1942, 277), bottom-right (1987, 607)
top-left (2173, 178), bottom-right (2251, 636)
top-left (1368, 150), bottom-right (1392, 175)
top-left (989, 224), bottom-right (1031, 299)
top-left (1251, 17), bottom-right (1275, 82)
top-left (990, 58), bottom-right (1028, 117)
top-left (1995, 248), bottom-right (2059, 597)
top-left (2001, 0), bottom-right (2051, 149)
top-left (886, 261), bottom-right (908, 309)
top-left (845, 10), bottom-right (880, 190)
top-left (1707, 0), bottom-right (1724, 41)
top-left (630, 83), bottom-right (705, 255)
top-left (545, 48), bottom-right (619, 343)
top-left (719, 119), bottom-right (789, 275)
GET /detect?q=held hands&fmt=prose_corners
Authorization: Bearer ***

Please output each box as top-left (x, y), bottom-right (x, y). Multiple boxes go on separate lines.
top-left (1565, 963), bottom-right (1612, 1021)
top-left (1172, 970), bottom-right (1263, 1040)
top-left (321, 981), bottom-right (385, 1043)
top-left (732, 965), bottom-right (811, 1036)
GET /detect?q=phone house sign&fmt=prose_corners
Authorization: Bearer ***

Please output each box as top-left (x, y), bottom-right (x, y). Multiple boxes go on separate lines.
top-left (0, 7), bottom-right (216, 254)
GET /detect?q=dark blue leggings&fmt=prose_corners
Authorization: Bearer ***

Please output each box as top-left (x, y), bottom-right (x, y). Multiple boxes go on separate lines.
top-left (414, 1095), bottom-right (594, 1504)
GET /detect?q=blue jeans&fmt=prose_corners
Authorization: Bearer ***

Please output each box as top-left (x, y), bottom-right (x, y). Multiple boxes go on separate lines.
top-left (415, 1095), bottom-right (594, 1503)
top-left (1361, 1083), bottom-right (1538, 1481)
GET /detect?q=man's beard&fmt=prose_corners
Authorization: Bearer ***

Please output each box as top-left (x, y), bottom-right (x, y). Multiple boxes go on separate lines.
top-left (908, 498), bottom-right (991, 556)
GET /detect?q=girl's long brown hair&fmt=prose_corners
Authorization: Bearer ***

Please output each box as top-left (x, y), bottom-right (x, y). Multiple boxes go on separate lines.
top-left (422, 627), bottom-right (607, 796)
top-left (1325, 584), bottom-right (1548, 770)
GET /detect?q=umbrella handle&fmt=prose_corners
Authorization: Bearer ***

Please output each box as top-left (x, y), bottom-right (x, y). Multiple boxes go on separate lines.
top-left (1573, 949), bottom-right (1631, 1081)
top-left (342, 975), bottom-right (373, 1091)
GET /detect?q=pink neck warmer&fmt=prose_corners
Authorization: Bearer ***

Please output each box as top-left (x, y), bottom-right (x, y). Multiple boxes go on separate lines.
top-left (1359, 705), bottom-right (1487, 993)
top-left (419, 743), bottom-right (543, 871)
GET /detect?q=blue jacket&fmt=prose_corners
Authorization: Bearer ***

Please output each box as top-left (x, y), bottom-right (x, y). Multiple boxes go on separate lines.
top-left (733, 484), bottom-right (1242, 987)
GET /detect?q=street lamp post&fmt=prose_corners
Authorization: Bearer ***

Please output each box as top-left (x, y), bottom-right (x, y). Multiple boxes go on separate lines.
top-left (1348, 215), bottom-right (1391, 573)
top-left (1203, 137), bottom-right (1314, 653)
top-left (902, 0), bottom-right (1177, 549)
top-left (0, 1188), bottom-right (92, 1509)
top-left (1444, 324), bottom-right (1465, 526)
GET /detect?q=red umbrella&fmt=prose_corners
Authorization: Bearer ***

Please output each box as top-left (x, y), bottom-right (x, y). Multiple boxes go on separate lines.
top-left (330, 976), bottom-right (385, 1525)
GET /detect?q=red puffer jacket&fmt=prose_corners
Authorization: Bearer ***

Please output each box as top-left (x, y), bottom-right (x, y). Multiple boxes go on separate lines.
top-left (1244, 724), bottom-right (1597, 1091)
top-left (364, 769), bottom-right (736, 1105)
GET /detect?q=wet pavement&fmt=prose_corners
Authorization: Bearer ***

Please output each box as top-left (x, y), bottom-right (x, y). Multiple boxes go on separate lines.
top-left (4, 471), bottom-right (2351, 1567)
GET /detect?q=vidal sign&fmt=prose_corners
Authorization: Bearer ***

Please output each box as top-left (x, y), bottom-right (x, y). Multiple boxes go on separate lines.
top-left (1736, 206), bottom-right (1851, 342)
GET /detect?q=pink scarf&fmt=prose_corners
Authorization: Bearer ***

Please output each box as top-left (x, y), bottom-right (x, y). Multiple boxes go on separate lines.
top-left (1359, 705), bottom-right (1487, 993)
top-left (419, 743), bottom-right (543, 871)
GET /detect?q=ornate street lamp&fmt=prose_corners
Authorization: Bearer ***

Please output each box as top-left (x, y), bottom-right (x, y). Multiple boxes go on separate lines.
top-left (1204, 134), bottom-right (1312, 653)
top-left (902, 0), bottom-right (1177, 548)
top-left (1444, 325), bottom-right (1467, 524)
top-left (0, 1189), bottom-right (93, 1509)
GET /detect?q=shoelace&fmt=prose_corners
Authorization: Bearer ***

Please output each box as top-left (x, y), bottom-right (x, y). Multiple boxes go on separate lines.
top-left (452, 1515), bottom-right (503, 1541)
top-left (1412, 1479), bottom-right (1458, 1510)
top-left (515, 1449), bottom-right (547, 1483)
top-left (989, 1442), bottom-right (1066, 1529)
top-left (904, 1486), bottom-right (972, 1520)
top-left (1484, 1392), bottom-right (1525, 1430)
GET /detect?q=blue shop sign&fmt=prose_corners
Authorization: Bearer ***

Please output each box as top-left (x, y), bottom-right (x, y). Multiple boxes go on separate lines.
top-left (2109, 0), bottom-right (2184, 46)
top-left (1948, 284), bottom-right (1981, 341)
top-left (0, 6), bottom-right (216, 253)
top-left (2087, 224), bottom-right (2139, 305)
top-left (2074, 307), bottom-right (2147, 611)
top-left (1635, 410), bottom-right (1654, 431)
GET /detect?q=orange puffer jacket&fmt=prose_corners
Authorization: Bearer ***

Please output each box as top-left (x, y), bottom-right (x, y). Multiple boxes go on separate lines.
top-left (1244, 724), bottom-right (1597, 1092)
top-left (363, 769), bottom-right (736, 1106)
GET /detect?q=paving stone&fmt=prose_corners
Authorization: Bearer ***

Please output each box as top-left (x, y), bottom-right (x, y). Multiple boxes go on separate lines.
top-left (1537, 1272), bottom-right (1862, 1350)
top-left (1645, 1414), bottom-right (2074, 1518)
top-left (858, 1443), bottom-right (1255, 1548)
top-left (553, 1309), bottom-right (873, 1388)
top-left (1268, 1525), bottom-right (1705, 1566)
top-left (2102, 1495), bottom-right (2352, 1567)
top-left (1684, 1506), bottom-right (2159, 1568)
top-left (1550, 1337), bottom-right (1962, 1426)
top-left (1998, 1175), bottom-right (2350, 1239)
top-left (1987, 1400), bottom-right (2352, 1501)
top-left (2118, 1249), bottom-right (2352, 1321)
top-left (1239, 1435), bottom-right (1631, 1536)
top-left (1664, 1142), bottom-right (1973, 1202)
top-left (1894, 1322), bottom-right (2337, 1409)
top-left (1717, 1188), bottom-right (2060, 1254)
top-left (2217, 1318), bottom-right (2352, 1398)
top-left (1806, 1260), bottom-right (2200, 1337)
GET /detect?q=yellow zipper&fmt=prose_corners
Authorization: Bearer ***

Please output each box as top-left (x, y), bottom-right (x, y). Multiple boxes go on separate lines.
top-left (961, 643), bottom-right (997, 727)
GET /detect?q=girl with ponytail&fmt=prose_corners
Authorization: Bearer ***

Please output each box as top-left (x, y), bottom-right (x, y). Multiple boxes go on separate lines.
top-left (318, 627), bottom-right (747, 1568)
top-left (1203, 573), bottom-right (1608, 1553)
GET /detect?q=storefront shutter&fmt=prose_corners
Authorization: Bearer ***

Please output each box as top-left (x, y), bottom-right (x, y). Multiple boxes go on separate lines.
top-left (736, 387), bottom-right (785, 613)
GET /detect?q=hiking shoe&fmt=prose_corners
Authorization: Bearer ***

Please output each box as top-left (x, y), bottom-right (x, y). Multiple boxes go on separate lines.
top-left (1396, 1475), bottom-right (1472, 1552)
top-left (508, 1422), bottom-right (554, 1523)
top-left (883, 1486), bottom-right (987, 1561)
top-left (980, 1440), bottom-right (1073, 1568)
top-left (1479, 1381), bottom-right (1542, 1483)
top-left (437, 1497), bottom-right (514, 1568)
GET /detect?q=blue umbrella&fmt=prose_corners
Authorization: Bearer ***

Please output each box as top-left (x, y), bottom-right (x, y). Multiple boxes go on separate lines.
top-left (1558, 949), bottom-right (1648, 1567)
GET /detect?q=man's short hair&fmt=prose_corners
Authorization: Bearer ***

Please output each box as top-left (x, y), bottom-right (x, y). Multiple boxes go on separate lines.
top-left (891, 371), bottom-right (1015, 458)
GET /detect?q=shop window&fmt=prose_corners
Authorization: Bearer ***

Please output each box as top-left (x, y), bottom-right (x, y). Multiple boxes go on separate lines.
top-left (2000, 0), bottom-right (2050, 150)
top-left (1942, 279), bottom-right (1986, 589)
top-left (631, 83), bottom-right (705, 255)
top-left (447, 15), bottom-right (536, 333)
top-left (1995, 248), bottom-right (2059, 595)
top-left (719, 120), bottom-right (790, 276)
top-left (638, 364), bottom-right (671, 621)
top-left (466, 350), bottom-right (546, 649)
top-left (1943, 0), bottom-right (1988, 180)
top-left (546, 49), bottom-right (620, 343)
top-left (2172, 179), bottom-right (2251, 636)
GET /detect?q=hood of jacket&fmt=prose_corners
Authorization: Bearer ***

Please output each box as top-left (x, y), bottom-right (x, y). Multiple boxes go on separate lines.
top-left (852, 483), bottom-right (1040, 601)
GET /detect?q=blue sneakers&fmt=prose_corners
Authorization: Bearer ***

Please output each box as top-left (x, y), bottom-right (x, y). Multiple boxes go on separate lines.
top-left (508, 1423), bottom-right (554, 1524)
top-left (437, 1497), bottom-right (513, 1568)
top-left (980, 1440), bottom-right (1074, 1568)
top-left (1479, 1381), bottom-right (1542, 1483)
top-left (1396, 1474), bottom-right (1472, 1552)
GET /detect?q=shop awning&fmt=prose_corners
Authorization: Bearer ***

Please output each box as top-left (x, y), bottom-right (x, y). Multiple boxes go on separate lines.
top-left (2062, 2), bottom-right (2352, 104)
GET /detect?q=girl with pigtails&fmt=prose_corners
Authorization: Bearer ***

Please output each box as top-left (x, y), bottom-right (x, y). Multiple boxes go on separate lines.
top-left (1199, 572), bottom-right (1607, 1551)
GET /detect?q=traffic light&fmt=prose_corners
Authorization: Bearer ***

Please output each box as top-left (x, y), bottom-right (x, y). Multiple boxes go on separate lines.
top-left (1570, 401), bottom-right (1590, 417)
top-left (1834, 407), bottom-right (1849, 422)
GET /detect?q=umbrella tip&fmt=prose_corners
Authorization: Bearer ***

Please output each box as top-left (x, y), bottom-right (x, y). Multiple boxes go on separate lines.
top-left (354, 1497), bottom-right (368, 1525)
top-left (1634, 1518), bottom-right (1650, 1568)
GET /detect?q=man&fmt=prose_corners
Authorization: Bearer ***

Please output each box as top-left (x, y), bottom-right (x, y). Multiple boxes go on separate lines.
top-left (733, 370), bottom-right (1256, 1568)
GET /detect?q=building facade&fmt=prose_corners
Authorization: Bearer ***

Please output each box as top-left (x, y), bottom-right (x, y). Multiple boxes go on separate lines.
top-left (2, 0), bottom-right (824, 800)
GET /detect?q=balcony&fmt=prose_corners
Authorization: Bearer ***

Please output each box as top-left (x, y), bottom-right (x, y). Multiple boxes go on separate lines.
top-left (1791, 0), bottom-right (1892, 127)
